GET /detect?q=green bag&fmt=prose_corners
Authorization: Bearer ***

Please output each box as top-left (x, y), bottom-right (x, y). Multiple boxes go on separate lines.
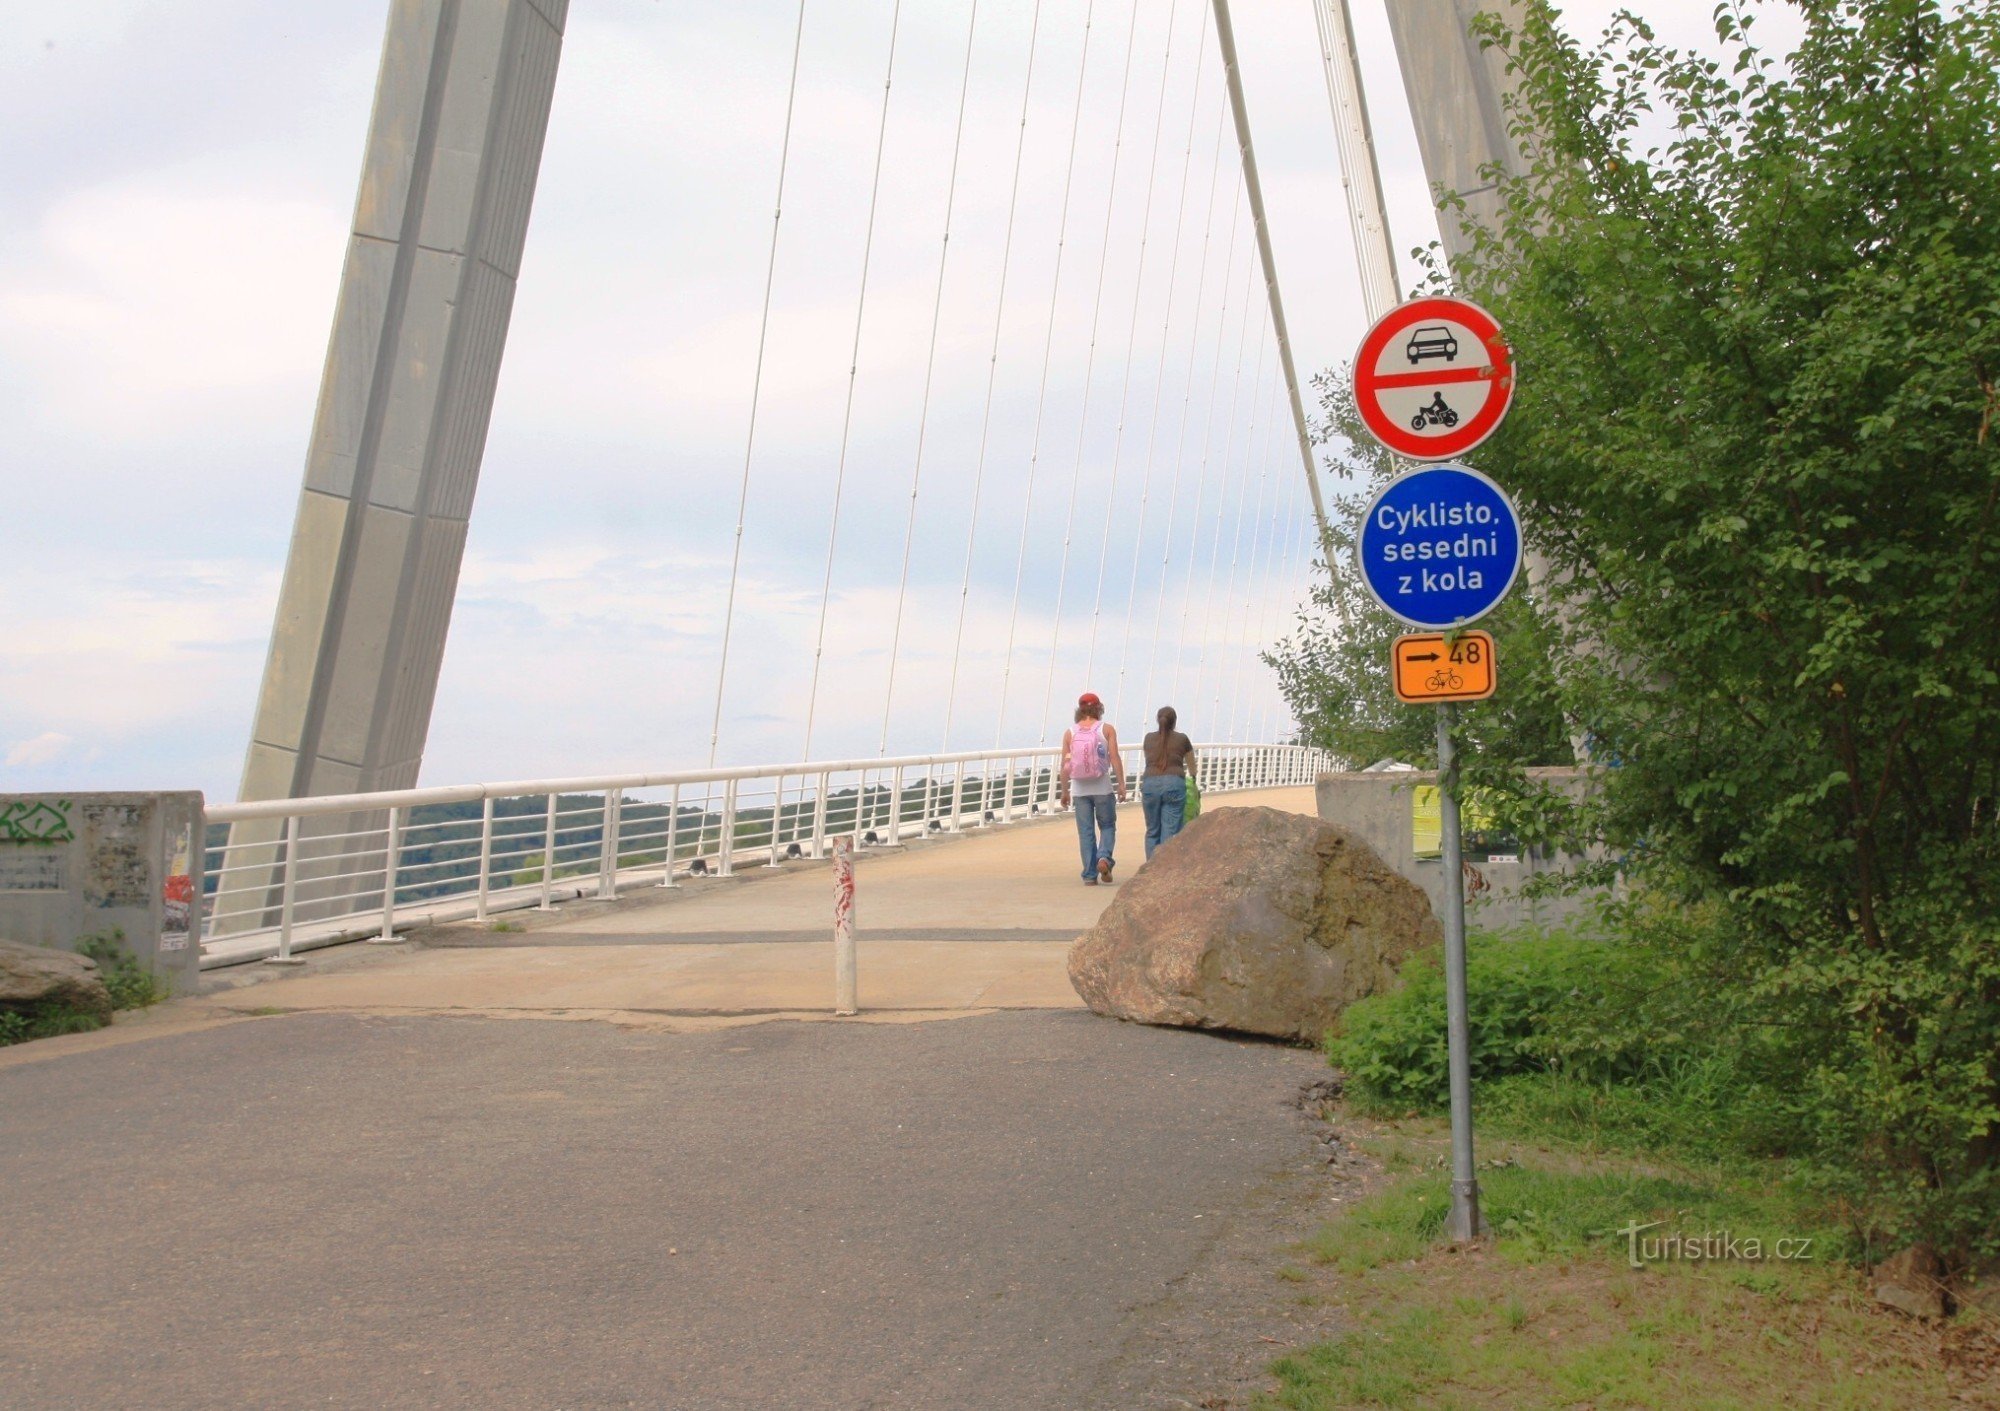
top-left (1183, 772), bottom-right (1202, 822)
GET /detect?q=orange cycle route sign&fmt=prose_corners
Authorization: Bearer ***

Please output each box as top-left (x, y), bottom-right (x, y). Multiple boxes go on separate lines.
top-left (1353, 296), bottom-right (1515, 461)
top-left (1392, 630), bottom-right (1497, 704)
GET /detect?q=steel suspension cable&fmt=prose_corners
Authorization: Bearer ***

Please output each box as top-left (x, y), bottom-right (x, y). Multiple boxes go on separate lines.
top-left (1136, 111), bottom-right (1232, 717)
top-left (707, 0), bottom-right (810, 767)
top-left (1232, 401), bottom-right (1296, 743)
top-left (1232, 403), bottom-right (1294, 742)
top-left (993, 0), bottom-right (1098, 748)
top-left (1212, 345), bottom-right (1274, 733)
top-left (1081, 0), bottom-right (1182, 685)
top-left (939, 1), bottom-right (1045, 753)
top-left (878, 0), bottom-right (982, 755)
top-left (1258, 462), bottom-right (1312, 742)
top-left (1168, 210), bottom-right (1253, 707)
top-left (1190, 298), bottom-right (1266, 725)
top-left (1035, 0), bottom-right (1143, 732)
top-left (1113, 15), bottom-right (1213, 707)
top-left (1216, 351), bottom-right (1280, 735)
top-left (801, 0), bottom-right (905, 760)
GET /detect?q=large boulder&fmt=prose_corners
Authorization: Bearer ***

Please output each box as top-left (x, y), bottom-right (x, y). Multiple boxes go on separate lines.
top-left (1067, 806), bottom-right (1439, 1042)
top-left (0, 940), bottom-right (115, 1018)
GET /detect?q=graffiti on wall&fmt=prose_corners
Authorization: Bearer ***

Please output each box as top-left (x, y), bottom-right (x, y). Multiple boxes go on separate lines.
top-left (0, 799), bottom-right (74, 844)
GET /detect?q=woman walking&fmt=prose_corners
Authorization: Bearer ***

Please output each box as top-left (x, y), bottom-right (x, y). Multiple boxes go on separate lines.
top-left (1140, 705), bottom-right (1196, 859)
top-left (1059, 692), bottom-right (1127, 884)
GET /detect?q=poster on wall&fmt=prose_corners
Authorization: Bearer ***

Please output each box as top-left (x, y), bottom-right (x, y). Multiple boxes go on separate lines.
top-left (1411, 786), bottom-right (1520, 864)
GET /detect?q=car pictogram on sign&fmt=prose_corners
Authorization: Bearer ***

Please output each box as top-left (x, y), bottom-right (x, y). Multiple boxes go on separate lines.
top-left (1405, 325), bottom-right (1459, 363)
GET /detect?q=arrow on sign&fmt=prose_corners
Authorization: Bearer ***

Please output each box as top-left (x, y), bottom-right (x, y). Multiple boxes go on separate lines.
top-left (1407, 651), bottom-right (1440, 662)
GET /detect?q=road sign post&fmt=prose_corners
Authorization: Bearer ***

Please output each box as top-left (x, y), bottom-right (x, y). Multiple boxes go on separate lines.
top-left (1434, 702), bottom-right (1480, 1242)
top-left (1354, 451), bottom-right (1525, 1245)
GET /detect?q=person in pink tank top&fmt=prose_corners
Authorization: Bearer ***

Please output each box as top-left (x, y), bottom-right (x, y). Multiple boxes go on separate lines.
top-left (1058, 692), bottom-right (1127, 885)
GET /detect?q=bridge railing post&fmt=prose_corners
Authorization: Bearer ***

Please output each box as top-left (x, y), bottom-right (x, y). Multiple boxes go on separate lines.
top-left (718, 779), bottom-right (738, 876)
top-left (811, 771), bottom-right (830, 858)
top-left (600, 788), bottom-right (622, 899)
top-left (266, 814), bottom-right (304, 966)
top-left (660, 784), bottom-right (682, 888)
top-left (476, 796), bottom-right (495, 920)
top-left (891, 766), bottom-right (906, 843)
top-left (539, 793), bottom-right (559, 909)
top-left (769, 773), bottom-right (788, 867)
top-left (373, 805), bottom-right (403, 943)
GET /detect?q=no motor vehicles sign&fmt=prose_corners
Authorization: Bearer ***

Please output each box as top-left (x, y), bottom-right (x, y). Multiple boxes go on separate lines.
top-left (1352, 296), bottom-right (1515, 461)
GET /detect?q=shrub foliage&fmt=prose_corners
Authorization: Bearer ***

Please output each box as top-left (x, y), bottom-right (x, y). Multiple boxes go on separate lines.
top-left (1299, 1), bottom-right (2000, 1256)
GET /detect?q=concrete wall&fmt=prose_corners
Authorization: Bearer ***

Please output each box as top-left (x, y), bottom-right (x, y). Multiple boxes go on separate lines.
top-left (0, 792), bottom-right (205, 993)
top-left (1315, 768), bottom-right (1603, 934)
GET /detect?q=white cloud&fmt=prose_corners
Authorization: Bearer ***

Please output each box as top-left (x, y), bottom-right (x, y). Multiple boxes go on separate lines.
top-left (5, 732), bottom-right (73, 768)
top-left (0, 180), bottom-right (345, 437)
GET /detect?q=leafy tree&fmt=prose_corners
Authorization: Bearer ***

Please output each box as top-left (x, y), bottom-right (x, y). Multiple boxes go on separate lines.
top-left (1403, 0), bottom-right (2000, 1254)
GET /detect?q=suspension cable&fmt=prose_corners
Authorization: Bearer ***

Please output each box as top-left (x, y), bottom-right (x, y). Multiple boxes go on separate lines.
top-left (800, 0), bottom-right (905, 760)
top-left (939, 1), bottom-right (1045, 753)
top-left (707, 0), bottom-right (809, 767)
top-left (993, 0), bottom-right (1098, 748)
top-left (1081, 0), bottom-right (1181, 685)
top-left (1210, 335), bottom-right (1272, 732)
top-left (1035, 0), bottom-right (1143, 734)
top-left (1231, 388), bottom-right (1292, 742)
top-left (1169, 204), bottom-right (1253, 707)
top-left (1216, 347), bottom-right (1280, 735)
top-left (1256, 457), bottom-right (1311, 742)
top-left (1114, 12), bottom-right (1212, 707)
top-left (1136, 108), bottom-right (1232, 716)
top-left (1184, 262), bottom-right (1263, 717)
top-left (878, 0), bottom-right (982, 755)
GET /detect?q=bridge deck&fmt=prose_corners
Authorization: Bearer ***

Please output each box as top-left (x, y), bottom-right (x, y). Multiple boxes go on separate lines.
top-left (180, 785), bottom-right (1317, 1028)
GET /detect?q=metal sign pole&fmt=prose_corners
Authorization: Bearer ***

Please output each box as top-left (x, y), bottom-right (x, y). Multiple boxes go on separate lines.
top-left (1435, 701), bottom-right (1482, 1240)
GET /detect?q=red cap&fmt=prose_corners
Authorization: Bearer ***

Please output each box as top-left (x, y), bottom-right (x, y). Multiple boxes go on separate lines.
top-left (1078, 692), bottom-right (1102, 707)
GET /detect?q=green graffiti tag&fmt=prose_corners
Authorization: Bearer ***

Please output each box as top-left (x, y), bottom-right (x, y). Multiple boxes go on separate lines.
top-left (0, 800), bottom-right (74, 844)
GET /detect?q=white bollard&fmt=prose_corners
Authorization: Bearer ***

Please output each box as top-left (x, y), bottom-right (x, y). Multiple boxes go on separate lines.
top-left (832, 835), bottom-right (857, 1016)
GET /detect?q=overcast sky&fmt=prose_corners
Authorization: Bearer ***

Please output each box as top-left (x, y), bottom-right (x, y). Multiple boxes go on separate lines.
top-left (0, 1), bottom-right (1795, 800)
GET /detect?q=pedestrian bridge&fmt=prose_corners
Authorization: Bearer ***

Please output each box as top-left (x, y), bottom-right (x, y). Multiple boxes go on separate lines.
top-left (199, 745), bottom-right (1328, 1016)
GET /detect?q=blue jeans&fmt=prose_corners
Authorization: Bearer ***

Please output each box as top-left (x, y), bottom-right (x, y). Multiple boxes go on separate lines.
top-left (1073, 792), bottom-right (1117, 879)
top-left (1141, 775), bottom-right (1187, 858)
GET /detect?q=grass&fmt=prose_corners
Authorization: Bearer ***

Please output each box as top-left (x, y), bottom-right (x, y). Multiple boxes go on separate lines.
top-left (1255, 1116), bottom-right (1996, 1409)
top-left (0, 930), bottom-right (169, 1048)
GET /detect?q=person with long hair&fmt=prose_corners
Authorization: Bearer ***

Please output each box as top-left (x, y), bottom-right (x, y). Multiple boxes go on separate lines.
top-left (1058, 692), bottom-right (1127, 884)
top-left (1140, 705), bottom-right (1195, 858)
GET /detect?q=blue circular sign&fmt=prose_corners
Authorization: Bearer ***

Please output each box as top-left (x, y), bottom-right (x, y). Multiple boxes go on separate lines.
top-left (1355, 464), bottom-right (1523, 629)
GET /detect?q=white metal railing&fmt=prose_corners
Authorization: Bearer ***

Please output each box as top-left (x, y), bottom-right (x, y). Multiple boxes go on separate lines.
top-left (199, 742), bottom-right (1331, 967)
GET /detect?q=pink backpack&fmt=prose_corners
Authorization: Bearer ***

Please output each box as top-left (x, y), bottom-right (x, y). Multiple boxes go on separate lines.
top-left (1069, 721), bottom-right (1108, 780)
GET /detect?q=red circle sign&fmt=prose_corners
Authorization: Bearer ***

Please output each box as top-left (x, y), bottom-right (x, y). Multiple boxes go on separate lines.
top-left (1351, 296), bottom-right (1515, 460)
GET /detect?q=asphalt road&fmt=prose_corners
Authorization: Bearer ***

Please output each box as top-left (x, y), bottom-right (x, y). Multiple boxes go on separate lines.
top-left (0, 1010), bottom-right (1322, 1411)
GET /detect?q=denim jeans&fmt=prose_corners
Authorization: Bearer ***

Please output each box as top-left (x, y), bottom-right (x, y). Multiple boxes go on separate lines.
top-left (1073, 792), bottom-right (1117, 879)
top-left (1141, 775), bottom-right (1187, 858)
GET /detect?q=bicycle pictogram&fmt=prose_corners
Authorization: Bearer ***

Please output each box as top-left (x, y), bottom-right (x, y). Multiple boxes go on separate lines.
top-left (1425, 667), bottom-right (1465, 693)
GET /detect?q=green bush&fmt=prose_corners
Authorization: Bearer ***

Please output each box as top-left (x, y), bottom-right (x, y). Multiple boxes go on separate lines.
top-left (1327, 927), bottom-right (1667, 1111)
top-left (75, 930), bottom-right (167, 1011)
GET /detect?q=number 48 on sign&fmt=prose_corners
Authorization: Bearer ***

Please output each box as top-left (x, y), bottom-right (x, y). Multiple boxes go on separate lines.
top-left (1392, 631), bottom-right (1496, 704)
